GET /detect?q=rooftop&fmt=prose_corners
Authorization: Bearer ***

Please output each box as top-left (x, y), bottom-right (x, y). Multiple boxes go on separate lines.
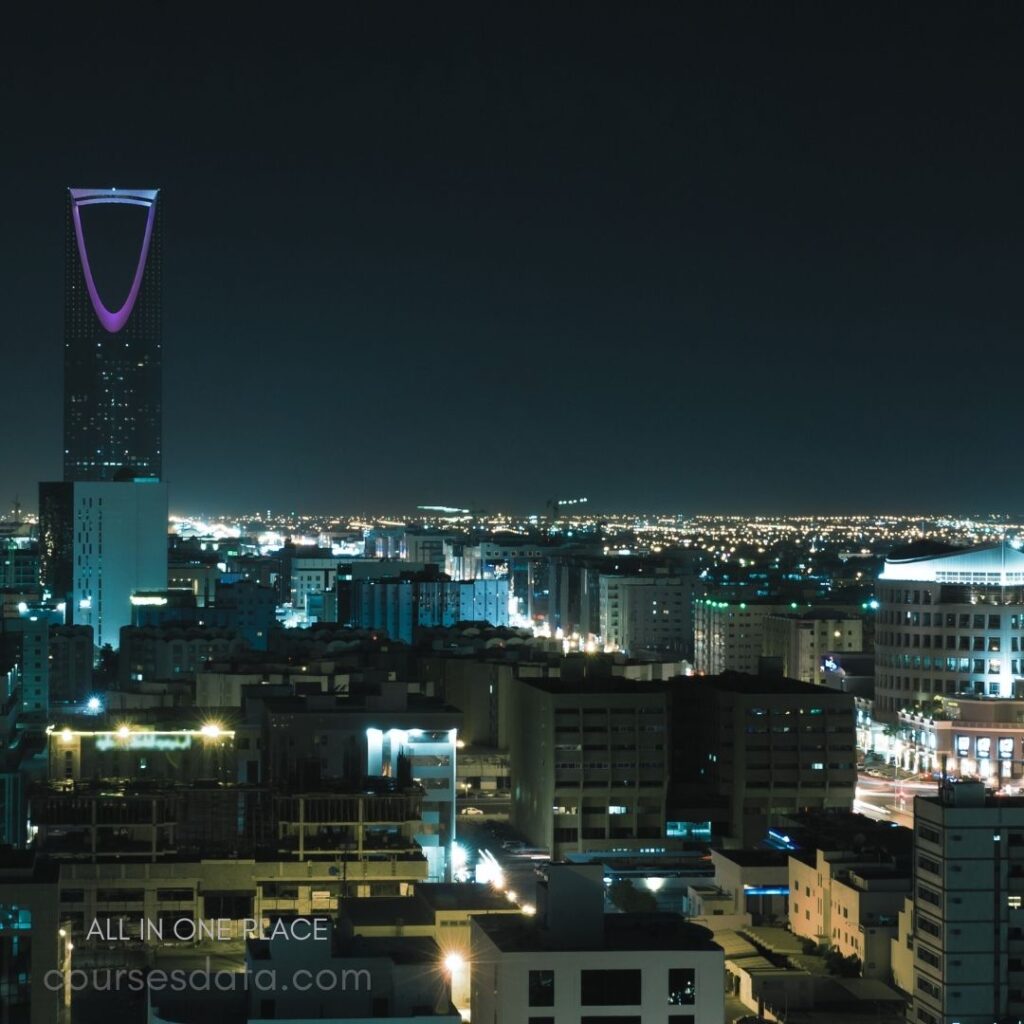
top-left (520, 676), bottom-right (668, 695)
top-left (715, 849), bottom-right (790, 868)
top-left (473, 911), bottom-right (720, 953)
top-left (881, 540), bottom-right (1024, 583)
top-left (696, 671), bottom-right (846, 697)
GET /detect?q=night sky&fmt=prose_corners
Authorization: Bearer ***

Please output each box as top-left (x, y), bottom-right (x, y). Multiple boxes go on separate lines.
top-left (2, 5), bottom-right (1024, 515)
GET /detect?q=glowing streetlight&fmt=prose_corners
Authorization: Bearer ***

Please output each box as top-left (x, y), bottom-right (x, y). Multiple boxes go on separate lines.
top-left (200, 723), bottom-right (222, 739)
top-left (117, 725), bottom-right (131, 739)
top-left (443, 952), bottom-right (465, 974)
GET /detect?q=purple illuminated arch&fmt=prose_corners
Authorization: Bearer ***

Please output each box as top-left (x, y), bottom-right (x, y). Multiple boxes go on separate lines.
top-left (69, 188), bottom-right (159, 334)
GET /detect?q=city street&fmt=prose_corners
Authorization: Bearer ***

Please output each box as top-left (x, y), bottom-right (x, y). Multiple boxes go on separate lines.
top-left (854, 769), bottom-right (941, 828)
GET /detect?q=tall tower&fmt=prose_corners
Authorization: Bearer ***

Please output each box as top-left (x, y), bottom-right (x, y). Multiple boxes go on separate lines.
top-left (41, 188), bottom-right (168, 653)
top-left (63, 187), bottom-right (162, 482)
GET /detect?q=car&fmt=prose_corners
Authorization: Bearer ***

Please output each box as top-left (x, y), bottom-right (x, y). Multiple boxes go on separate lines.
top-left (460, 807), bottom-right (484, 815)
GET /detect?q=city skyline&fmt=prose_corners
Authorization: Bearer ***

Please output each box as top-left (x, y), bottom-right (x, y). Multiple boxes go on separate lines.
top-left (2, 6), bottom-right (1024, 512)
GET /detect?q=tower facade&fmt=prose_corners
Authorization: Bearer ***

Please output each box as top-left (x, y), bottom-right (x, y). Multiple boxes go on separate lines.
top-left (64, 187), bottom-right (162, 482)
top-left (875, 541), bottom-right (1024, 718)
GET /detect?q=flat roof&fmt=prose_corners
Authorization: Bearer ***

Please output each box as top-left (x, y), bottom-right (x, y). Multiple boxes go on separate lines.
top-left (695, 672), bottom-right (845, 696)
top-left (340, 896), bottom-right (433, 927)
top-left (715, 849), bottom-right (790, 868)
top-left (521, 677), bottom-right (668, 695)
top-left (417, 883), bottom-right (512, 912)
top-left (474, 912), bottom-right (720, 953)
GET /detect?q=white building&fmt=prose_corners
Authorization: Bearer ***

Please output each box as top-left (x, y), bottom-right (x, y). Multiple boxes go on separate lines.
top-left (366, 725), bottom-right (458, 883)
top-left (72, 480), bottom-right (168, 651)
top-left (471, 863), bottom-right (724, 1024)
top-left (599, 572), bottom-right (696, 657)
top-left (693, 599), bottom-right (791, 675)
top-left (290, 554), bottom-right (341, 617)
top-left (763, 611), bottom-right (864, 684)
top-left (908, 781), bottom-right (1024, 1024)
top-left (876, 540), bottom-right (1024, 717)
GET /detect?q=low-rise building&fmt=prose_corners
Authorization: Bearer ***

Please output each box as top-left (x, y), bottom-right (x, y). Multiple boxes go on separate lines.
top-left (470, 863), bottom-right (724, 1024)
top-left (897, 696), bottom-right (1024, 789)
top-left (786, 814), bottom-right (911, 979)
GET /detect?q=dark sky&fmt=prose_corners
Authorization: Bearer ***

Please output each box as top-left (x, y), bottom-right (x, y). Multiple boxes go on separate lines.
top-left (2, 5), bottom-right (1024, 515)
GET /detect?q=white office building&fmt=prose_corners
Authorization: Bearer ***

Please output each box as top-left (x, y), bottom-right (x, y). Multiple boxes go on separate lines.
top-left (599, 573), bottom-right (696, 657)
top-left (471, 863), bottom-right (724, 1024)
top-left (876, 541), bottom-right (1024, 716)
top-left (907, 781), bottom-right (1024, 1024)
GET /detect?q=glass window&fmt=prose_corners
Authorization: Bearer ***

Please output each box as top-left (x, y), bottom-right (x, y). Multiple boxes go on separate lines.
top-left (668, 968), bottom-right (696, 1005)
top-left (528, 970), bottom-right (554, 1007)
top-left (581, 970), bottom-right (642, 1006)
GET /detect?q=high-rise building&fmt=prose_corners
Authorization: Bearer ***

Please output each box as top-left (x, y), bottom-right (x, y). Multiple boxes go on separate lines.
top-left (694, 599), bottom-right (792, 675)
top-left (670, 673), bottom-right (857, 845)
top-left (599, 571), bottom-right (697, 659)
top-left (506, 677), bottom-right (671, 859)
top-left (40, 477), bottom-right (167, 652)
top-left (344, 570), bottom-right (509, 643)
top-left (875, 541), bottom-right (1024, 717)
top-left (64, 187), bottom-right (162, 482)
top-left (905, 781), bottom-right (1024, 1024)
top-left (762, 609), bottom-right (864, 684)
top-left (40, 189), bottom-right (168, 652)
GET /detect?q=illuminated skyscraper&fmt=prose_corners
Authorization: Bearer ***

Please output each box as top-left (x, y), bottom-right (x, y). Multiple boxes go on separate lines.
top-left (41, 189), bottom-right (168, 650)
top-left (64, 187), bottom-right (162, 482)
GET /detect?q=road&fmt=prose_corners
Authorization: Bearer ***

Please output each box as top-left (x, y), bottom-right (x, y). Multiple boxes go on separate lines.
top-left (854, 769), bottom-right (941, 828)
top-left (455, 819), bottom-right (544, 909)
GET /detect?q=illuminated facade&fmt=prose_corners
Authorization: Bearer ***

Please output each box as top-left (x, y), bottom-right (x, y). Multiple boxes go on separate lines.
top-left (69, 479), bottom-right (169, 651)
top-left (896, 697), bottom-right (1024, 787)
top-left (876, 541), bottom-right (1024, 716)
top-left (346, 573), bottom-right (509, 643)
top-left (64, 187), bottom-right (162, 482)
top-left (47, 722), bottom-right (235, 784)
top-left (366, 727), bottom-right (457, 883)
